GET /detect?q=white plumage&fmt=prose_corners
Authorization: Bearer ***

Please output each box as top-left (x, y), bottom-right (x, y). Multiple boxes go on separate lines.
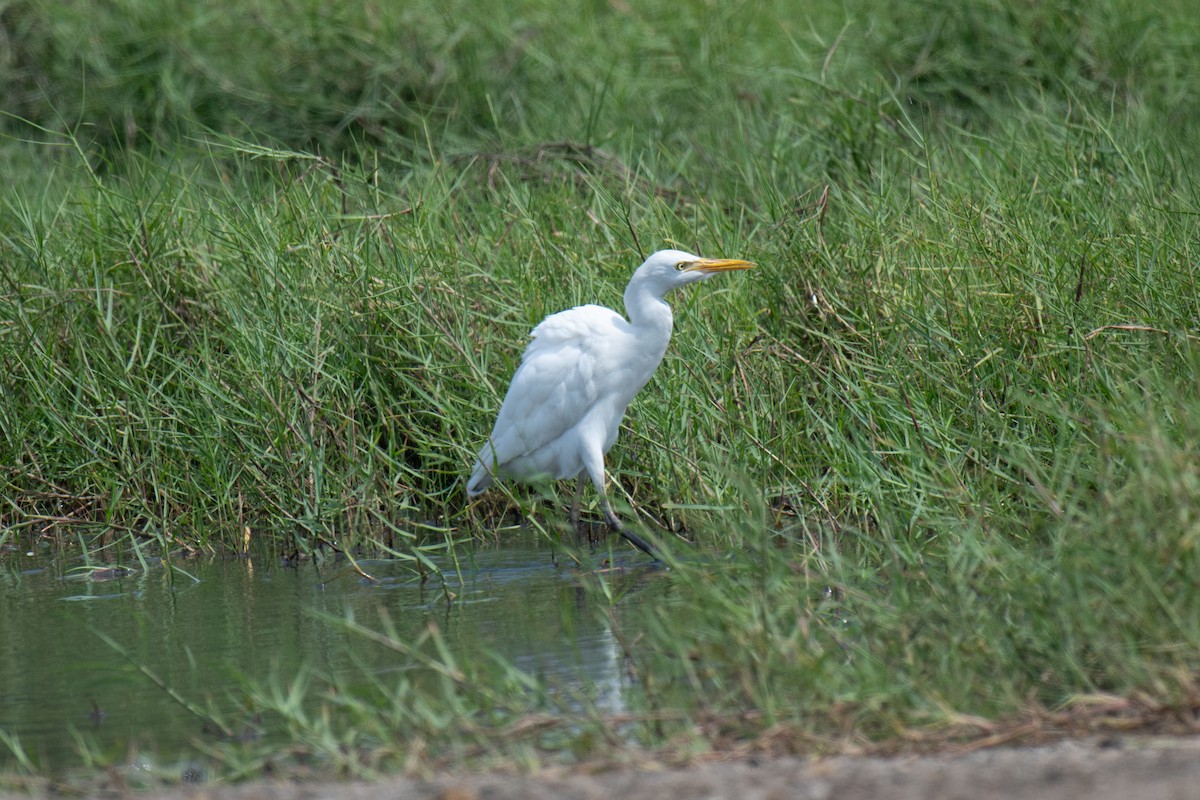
top-left (467, 249), bottom-right (754, 555)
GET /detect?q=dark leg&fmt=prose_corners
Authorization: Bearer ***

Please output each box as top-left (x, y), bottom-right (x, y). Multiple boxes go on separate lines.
top-left (581, 448), bottom-right (658, 559)
top-left (600, 494), bottom-right (658, 558)
top-left (570, 472), bottom-right (587, 541)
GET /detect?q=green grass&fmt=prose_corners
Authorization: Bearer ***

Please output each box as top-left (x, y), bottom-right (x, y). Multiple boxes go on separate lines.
top-left (4, 0), bottom-right (1200, 781)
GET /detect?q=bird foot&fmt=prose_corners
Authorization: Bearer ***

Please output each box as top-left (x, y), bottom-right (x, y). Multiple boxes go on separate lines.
top-left (612, 524), bottom-right (658, 559)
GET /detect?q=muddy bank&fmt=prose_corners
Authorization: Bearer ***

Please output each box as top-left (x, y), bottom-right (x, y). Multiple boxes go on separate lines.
top-left (95, 736), bottom-right (1200, 800)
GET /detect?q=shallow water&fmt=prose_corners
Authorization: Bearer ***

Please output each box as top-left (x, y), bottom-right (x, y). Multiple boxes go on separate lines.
top-left (0, 533), bottom-right (660, 772)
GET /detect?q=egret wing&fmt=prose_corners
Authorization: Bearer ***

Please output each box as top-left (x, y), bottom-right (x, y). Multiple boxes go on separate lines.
top-left (479, 304), bottom-right (625, 477)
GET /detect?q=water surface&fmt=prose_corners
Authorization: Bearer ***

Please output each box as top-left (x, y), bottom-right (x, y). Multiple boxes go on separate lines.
top-left (0, 533), bottom-right (660, 772)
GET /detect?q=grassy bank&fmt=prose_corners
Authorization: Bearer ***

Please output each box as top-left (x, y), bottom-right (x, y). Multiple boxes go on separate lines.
top-left (3, 0), bottom-right (1200, 781)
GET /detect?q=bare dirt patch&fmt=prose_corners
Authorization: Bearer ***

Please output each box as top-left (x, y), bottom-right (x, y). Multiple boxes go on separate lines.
top-left (82, 736), bottom-right (1200, 800)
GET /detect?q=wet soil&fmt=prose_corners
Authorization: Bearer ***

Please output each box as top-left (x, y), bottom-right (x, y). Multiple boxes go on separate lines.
top-left (57, 736), bottom-right (1200, 800)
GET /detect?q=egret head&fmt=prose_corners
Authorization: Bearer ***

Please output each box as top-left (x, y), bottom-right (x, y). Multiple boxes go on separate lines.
top-left (632, 249), bottom-right (756, 296)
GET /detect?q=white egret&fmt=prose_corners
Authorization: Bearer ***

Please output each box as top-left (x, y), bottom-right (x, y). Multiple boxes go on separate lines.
top-left (466, 249), bottom-right (755, 556)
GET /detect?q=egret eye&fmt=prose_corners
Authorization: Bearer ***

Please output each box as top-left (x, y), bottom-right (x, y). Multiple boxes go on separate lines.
top-left (675, 261), bottom-right (688, 270)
